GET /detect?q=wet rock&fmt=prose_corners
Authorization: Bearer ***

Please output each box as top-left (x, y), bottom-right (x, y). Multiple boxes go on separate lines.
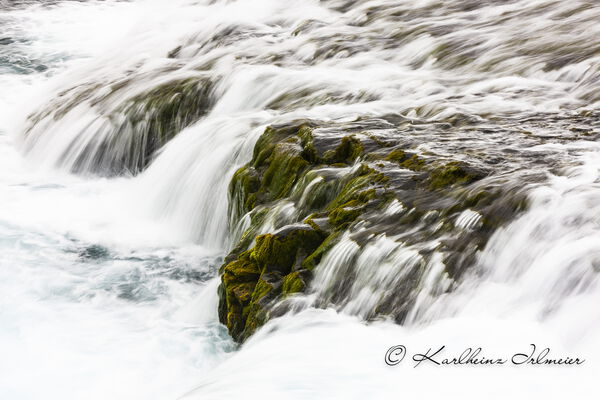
top-left (218, 120), bottom-right (540, 342)
top-left (25, 75), bottom-right (215, 175)
top-left (79, 244), bottom-right (110, 260)
top-left (219, 224), bottom-right (326, 341)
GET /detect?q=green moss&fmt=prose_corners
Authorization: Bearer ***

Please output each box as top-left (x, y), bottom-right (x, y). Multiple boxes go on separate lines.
top-left (304, 216), bottom-right (322, 232)
top-left (252, 126), bottom-right (278, 167)
top-left (327, 165), bottom-right (385, 210)
top-left (428, 162), bottom-right (480, 190)
top-left (226, 208), bottom-right (269, 261)
top-left (328, 204), bottom-right (364, 228)
top-left (400, 154), bottom-right (426, 171)
top-left (222, 259), bottom-right (260, 285)
top-left (366, 133), bottom-right (392, 148)
top-left (242, 304), bottom-right (269, 340)
top-left (261, 142), bottom-right (309, 199)
top-left (302, 231), bottom-right (342, 270)
top-left (282, 272), bottom-right (306, 295)
top-left (232, 128), bottom-right (311, 216)
top-left (357, 188), bottom-right (376, 202)
top-left (232, 167), bottom-right (260, 195)
top-left (229, 166), bottom-right (261, 217)
top-left (250, 277), bottom-right (275, 302)
top-left (297, 125), bottom-right (318, 163)
top-left (463, 190), bottom-right (493, 208)
top-left (383, 148), bottom-right (426, 171)
top-left (218, 225), bottom-right (326, 341)
top-left (299, 176), bottom-right (340, 212)
top-left (252, 233), bottom-right (293, 272)
top-left (385, 149), bottom-right (406, 162)
top-left (324, 135), bottom-right (363, 164)
top-left (229, 282), bottom-right (256, 304)
top-left (251, 227), bottom-right (326, 273)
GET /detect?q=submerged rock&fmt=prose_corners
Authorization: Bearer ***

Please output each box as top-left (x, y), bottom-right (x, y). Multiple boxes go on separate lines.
top-left (24, 75), bottom-right (215, 175)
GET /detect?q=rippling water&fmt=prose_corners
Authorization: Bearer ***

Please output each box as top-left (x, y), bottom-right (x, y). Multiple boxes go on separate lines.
top-left (1, 0), bottom-right (599, 399)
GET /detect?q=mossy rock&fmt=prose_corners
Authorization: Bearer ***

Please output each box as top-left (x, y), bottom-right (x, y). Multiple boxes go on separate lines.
top-left (281, 271), bottom-right (307, 296)
top-left (328, 202), bottom-right (365, 229)
top-left (251, 226), bottom-right (326, 274)
top-left (222, 257), bottom-right (260, 285)
top-left (229, 166), bottom-right (261, 221)
top-left (229, 124), bottom-right (322, 217)
top-left (218, 120), bottom-right (521, 342)
top-left (383, 148), bottom-right (426, 171)
top-left (324, 135), bottom-right (363, 164)
top-left (261, 142), bottom-right (310, 199)
top-left (71, 76), bottom-right (214, 175)
top-left (400, 154), bottom-right (427, 171)
top-left (218, 224), bottom-right (326, 341)
top-left (427, 161), bottom-right (485, 190)
top-left (220, 125), bottom-right (396, 343)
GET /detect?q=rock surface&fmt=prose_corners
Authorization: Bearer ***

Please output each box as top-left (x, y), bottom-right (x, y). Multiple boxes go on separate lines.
top-left (217, 119), bottom-right (547, 342)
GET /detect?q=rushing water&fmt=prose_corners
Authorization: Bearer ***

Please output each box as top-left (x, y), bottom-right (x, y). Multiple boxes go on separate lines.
top-left (1, 0), bottom-right (599, 399)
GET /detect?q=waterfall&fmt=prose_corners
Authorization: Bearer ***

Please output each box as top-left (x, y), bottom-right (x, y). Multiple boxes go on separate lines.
top-left (1, 0), bottom-right (599, 399)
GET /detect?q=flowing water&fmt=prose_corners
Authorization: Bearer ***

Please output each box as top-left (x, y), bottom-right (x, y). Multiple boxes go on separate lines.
top-left (1, 0), bottom-right (599, 399)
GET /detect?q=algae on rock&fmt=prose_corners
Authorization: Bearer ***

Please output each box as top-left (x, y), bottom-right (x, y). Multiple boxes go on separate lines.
top-left (219, 224), bottom-right (326, 341)
top-left (218, 120), bottom-right (529, 342)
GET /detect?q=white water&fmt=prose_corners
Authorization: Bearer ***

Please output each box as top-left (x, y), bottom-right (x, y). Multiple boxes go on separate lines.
top-left (1, 0), bottom-right (599, 399)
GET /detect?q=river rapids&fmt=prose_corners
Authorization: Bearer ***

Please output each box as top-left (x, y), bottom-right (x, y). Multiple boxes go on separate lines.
top-left (0, 0), bottom-right (599, 399)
